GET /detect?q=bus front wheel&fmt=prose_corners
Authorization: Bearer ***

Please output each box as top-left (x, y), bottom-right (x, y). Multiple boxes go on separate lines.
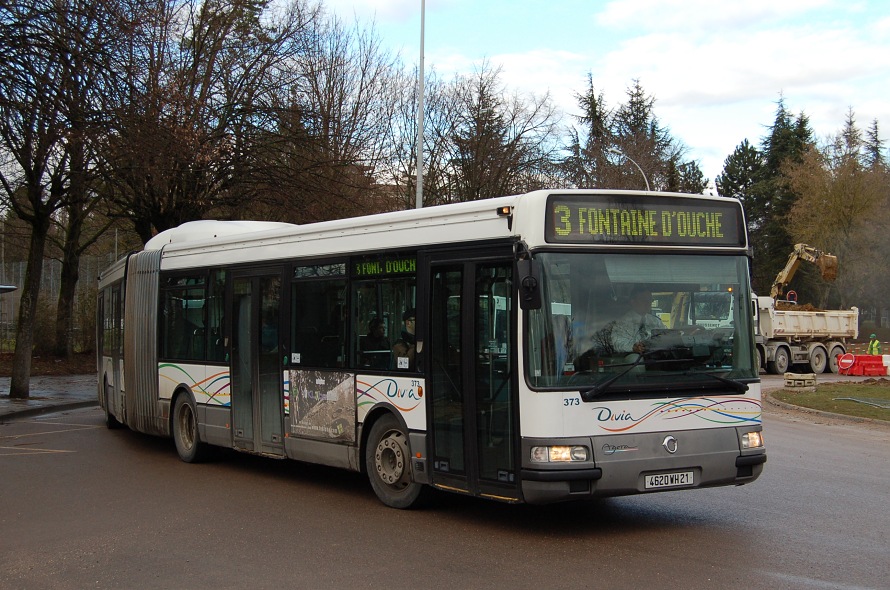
top-left (173, 394), bottom-right (209, 463)
top-left (365, 414), bottom-right (423, 509)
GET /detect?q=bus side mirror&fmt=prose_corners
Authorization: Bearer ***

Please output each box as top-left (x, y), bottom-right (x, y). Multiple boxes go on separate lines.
top-left (517, 259), bottom-right (542, 310)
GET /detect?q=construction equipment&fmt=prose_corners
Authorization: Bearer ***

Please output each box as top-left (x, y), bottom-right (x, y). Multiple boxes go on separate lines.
top-left (769, 243), bottom-right (838, 300)
top-left (756, 243), bottom-right (855, 375)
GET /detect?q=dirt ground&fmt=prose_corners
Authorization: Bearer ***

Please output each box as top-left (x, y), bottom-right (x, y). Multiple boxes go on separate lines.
top-left (0, 352), bottom-right (96, 377)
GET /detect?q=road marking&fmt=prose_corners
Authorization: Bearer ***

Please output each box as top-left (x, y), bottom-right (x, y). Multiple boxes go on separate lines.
top-left (0, 424), bottom-right (100, 441)
top-left (0, 446), bottom-right (75, 456)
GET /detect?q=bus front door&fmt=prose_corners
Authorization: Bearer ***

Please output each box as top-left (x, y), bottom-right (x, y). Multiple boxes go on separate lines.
top-left (427, 254), bottom-right (518, 501)
top-left (231, 272), bottom-right (285, 456)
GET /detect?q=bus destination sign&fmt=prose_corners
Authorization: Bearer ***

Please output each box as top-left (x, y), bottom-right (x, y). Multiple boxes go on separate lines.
top-left (545, 193), bottom-right (745, 247)
top-left (353, 254), bottom-right (416, 278)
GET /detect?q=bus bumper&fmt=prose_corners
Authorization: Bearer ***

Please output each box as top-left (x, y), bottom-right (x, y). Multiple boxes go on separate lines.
top-left (519, 427), bottom-right (765, 505)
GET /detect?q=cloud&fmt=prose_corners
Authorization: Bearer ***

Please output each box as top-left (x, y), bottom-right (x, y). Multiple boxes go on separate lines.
top-left (325, 0), bottom-right (890, 180)
top-left (595, 0), bottom-right (840, 32)
top-left (322, 0), bottom-right (463, 23)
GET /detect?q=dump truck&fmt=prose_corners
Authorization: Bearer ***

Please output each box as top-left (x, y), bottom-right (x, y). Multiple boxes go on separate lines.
top-left (755, 244), bottom-right (859, 374)
top-left (754, 296), bottom-right (859, 374)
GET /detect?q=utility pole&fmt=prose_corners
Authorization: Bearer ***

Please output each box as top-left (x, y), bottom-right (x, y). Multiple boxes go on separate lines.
top-left (415, 0), bottom-right (425, 209)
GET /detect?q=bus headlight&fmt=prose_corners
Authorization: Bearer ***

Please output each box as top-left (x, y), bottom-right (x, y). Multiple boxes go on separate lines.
top-left (530, 445), bottom-right (589, 463)
top-left (741, 431), bottom-right (764, 449)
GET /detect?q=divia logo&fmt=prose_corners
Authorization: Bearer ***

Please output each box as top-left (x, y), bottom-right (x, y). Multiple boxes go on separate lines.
top-left (591, 407), bottom-right (638, 423)
top-left (358, 378), bottom-right (423, 412)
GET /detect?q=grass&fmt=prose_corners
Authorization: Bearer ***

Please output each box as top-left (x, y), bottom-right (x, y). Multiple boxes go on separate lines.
top-left (773, 379), bottom-right (890, 422)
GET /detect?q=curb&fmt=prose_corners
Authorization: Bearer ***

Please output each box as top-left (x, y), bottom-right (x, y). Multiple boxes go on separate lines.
top-left (764, 391), bottom-right (890, 427)
top-left (0, 400), bottom-right (98, 423)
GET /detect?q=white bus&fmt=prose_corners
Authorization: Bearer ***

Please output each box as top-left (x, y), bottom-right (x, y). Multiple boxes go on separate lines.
top-left (97, 190), bottom-right (765, 508)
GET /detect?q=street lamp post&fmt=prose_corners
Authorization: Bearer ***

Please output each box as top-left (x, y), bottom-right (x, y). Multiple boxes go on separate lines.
top-left (415, 0), bottom-right (425, 209)
top-left (608, 147), bottom-right (650, 192)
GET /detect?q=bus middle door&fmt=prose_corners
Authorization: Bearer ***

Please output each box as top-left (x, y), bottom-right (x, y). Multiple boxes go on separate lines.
top-left (230, 271), bottom-right (285, 457)
top-left (427, 250), bottom-right (518, 502)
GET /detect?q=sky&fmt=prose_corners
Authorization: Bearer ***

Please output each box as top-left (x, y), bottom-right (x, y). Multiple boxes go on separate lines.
top-left (322, 0), bottom-right (890, 186)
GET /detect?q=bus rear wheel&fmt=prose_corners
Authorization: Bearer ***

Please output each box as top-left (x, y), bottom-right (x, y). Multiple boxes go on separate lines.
top-left (103, 379), bottom-right (122, 429)
top-left (173, 394), bottom-right (209, 463)
top-left (365, 414), bottom-right (423, 509)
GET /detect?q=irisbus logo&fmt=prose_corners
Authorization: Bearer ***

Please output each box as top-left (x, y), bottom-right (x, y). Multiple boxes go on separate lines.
top-left (602, 443), bottom-right (638, 455)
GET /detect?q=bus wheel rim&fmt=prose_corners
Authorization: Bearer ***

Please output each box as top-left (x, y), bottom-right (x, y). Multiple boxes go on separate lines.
top-left (375, 430), bottom-right (407, 488)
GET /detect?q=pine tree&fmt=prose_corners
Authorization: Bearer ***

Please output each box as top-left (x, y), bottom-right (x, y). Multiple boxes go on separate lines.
top-left (716, 139), bottom-right (762, 201)
top-left (863, 119), bottom-right (887, 170)
top-left (562, 73), bottom-right (611, 187)
top-left (746, 98), bottom-right (815, 294)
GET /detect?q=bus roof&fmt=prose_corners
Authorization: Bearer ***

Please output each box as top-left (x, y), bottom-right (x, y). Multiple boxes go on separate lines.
top-left (126, 190), bottom-right (746, 271)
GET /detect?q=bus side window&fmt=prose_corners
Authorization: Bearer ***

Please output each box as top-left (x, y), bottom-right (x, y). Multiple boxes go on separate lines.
top-left (206, 270), bottom-right (227, 363)
top-left (292, 278), bottom-right (347, 368)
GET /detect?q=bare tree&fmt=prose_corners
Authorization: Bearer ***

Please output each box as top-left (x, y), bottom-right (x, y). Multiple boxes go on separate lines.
top-left (50, 0), bottom-right (123, 359)
top-left (440, 61), bottom-right (561, 202)
top-left (0, 0), bottom-right (120, 395)
top-left (275, 12), bottom-right (404, 220)
top-left (785, 113), bottom-right (890, 309)
top-left (103, 0), bottom-right (319, 243)
top-left (380, 65), bottom-right (459, 209)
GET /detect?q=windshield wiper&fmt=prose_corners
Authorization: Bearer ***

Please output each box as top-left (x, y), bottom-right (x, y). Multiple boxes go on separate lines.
top-left (580, 355), bottom-right (645, 401)
top-left (580, 355), bottom-right (749, 401)
top-left (682, 368), bottom-right (749, 394)
top-left (579, 353), bottom-right (683, 401)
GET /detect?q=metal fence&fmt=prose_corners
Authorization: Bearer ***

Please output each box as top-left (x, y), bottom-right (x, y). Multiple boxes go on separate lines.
top-left (0, 255), bottom-right (112, 353)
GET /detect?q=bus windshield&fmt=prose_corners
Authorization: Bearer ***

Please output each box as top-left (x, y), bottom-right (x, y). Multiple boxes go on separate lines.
top-left (526, 252), bottom-right (756, 393)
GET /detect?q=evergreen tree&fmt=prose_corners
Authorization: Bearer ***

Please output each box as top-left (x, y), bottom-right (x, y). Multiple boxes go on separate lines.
top-left (863, 119), bottom-right (887, 170)
top-left (744, 98), bottom-right (815, 294)
top-left (561, 78), bottom-right (706, 192)
top-left (612, 80), bottom-right (672, 189)
top-left (561, 73), bottom-right (611, 188)
top-left (716, 139), bottom-right (762, 201)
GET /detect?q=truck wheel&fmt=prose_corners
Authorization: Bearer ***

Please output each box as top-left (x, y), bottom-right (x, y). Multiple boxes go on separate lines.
top-left (767, 347), bottom-right (790, 374)
top-left (365, 414), bottom-right (423, 509)
top-left (828, 346), bottom-right (845, 373)
top-left (806, 346), bottom-right (828, 374)
top-left (755, 348), bottom-right (763, 373)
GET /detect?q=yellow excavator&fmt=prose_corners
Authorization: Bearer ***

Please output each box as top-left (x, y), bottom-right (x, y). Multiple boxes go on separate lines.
top-left (769, 243), bottom-right (839, 300)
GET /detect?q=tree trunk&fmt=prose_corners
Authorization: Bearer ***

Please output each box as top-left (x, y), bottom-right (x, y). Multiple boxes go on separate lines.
top-left (9, 221), bottom-right (49, 399)
top-left (53, 242), bottom-right (80, 360)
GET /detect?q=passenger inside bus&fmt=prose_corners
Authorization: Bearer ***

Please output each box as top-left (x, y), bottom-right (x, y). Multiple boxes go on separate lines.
top-left (360, 318), bottom-right (391, 369)
top-left (392, 308), bottom-right (416, 370)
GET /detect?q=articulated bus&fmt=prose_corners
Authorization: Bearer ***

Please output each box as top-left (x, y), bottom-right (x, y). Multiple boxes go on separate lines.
top-left (97, 189), bottom-right (765, 508)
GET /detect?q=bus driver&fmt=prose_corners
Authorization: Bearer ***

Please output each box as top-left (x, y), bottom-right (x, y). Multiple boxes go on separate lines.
top-left (611, 286), bottom-right (665, 355)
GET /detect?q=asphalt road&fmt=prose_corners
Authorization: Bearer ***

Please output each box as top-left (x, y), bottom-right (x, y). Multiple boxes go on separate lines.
top-left (1, 400), bottom-right (887, 590)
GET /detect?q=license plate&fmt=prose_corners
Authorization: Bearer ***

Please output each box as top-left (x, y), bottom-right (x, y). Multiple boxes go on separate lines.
top-left (644, 471), bottom-right (694, 489)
